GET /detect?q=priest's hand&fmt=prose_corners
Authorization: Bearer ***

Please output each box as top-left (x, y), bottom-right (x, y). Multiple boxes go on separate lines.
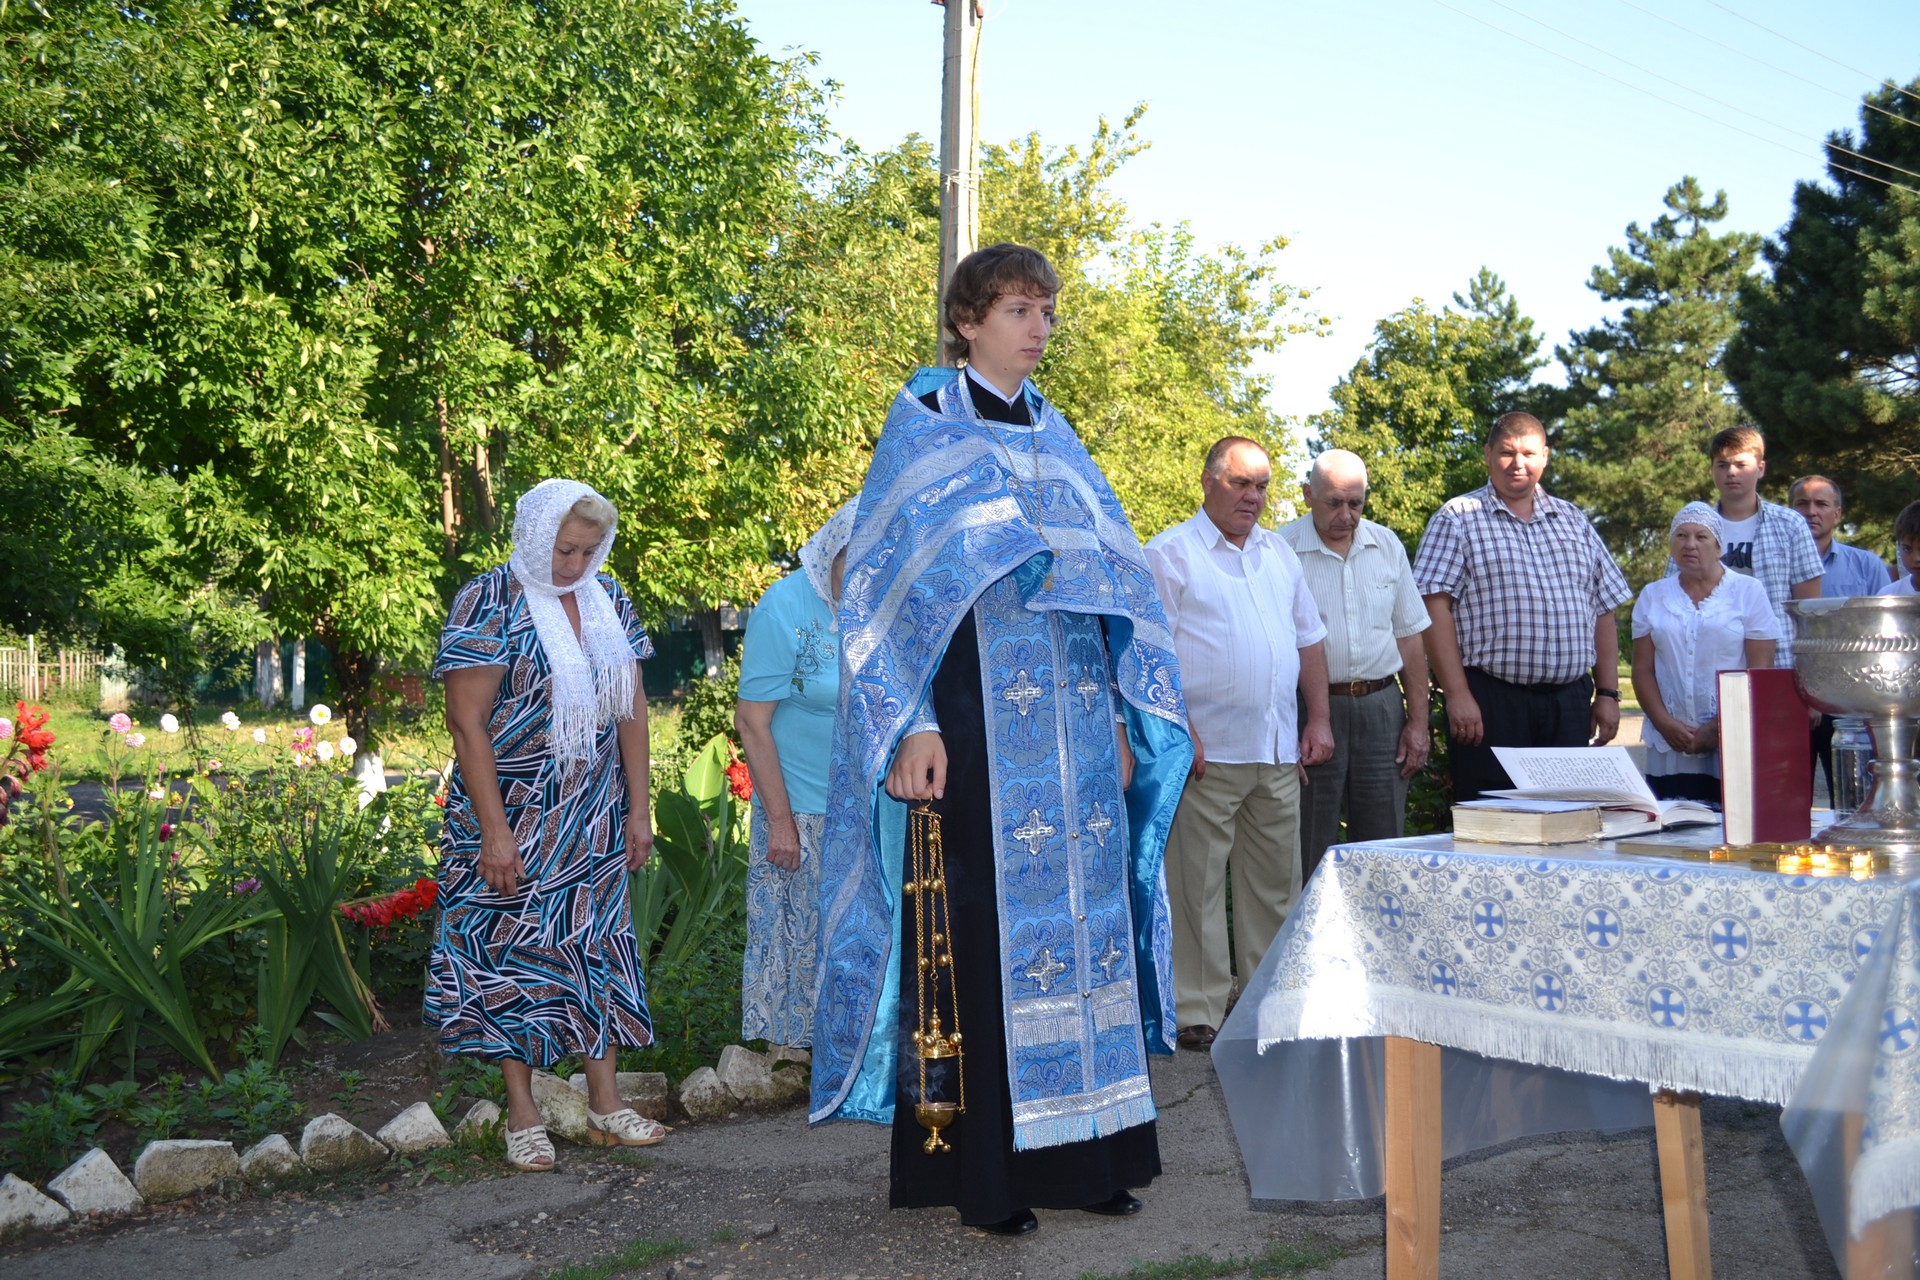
top-left (1116, 723), bottom-right (1135, 791)
top-left (886, 731), bottom-right (947, 801)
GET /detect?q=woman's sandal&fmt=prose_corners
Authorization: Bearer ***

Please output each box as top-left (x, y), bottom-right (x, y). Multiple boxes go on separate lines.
top-left (586, 1106), bottom-right (668, 1147)
top-left (506, 1122), bottom-right (556, 1172)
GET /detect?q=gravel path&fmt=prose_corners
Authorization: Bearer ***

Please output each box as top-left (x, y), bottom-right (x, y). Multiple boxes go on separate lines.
top-left (0, 1045), bottom-right (1842, 1280)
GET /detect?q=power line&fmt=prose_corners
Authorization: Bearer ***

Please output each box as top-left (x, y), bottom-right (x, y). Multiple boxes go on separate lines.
top-left (1607, 0), bottom-right (1918, 134)
top-left (1694, 0), bottom-right (1920, 109)
top-left (1481, 0), bottom-right (1820, 146)
top-left (1425, 0), bottom-right (1920, 197)
top-left (1488, 0), bottom-right (1920, 187)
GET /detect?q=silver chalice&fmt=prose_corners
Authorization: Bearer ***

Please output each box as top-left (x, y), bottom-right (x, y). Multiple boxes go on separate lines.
top-left (1788, 596), bottom-right (1920, 856)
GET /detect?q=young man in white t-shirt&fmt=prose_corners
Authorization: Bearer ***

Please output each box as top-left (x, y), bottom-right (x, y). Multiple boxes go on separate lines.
top-left (1703, 426), bottom-right (1823, 664)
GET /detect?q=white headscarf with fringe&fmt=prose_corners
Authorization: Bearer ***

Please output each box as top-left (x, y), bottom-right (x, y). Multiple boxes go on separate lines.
top-left (507, 479), bottom-right (638, 765)
top-left (797, 499), bottom-right (859, 628)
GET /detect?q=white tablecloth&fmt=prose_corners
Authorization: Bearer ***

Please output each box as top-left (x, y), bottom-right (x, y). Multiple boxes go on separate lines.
top-left (1215, 832), bottom-right (1920, 1268)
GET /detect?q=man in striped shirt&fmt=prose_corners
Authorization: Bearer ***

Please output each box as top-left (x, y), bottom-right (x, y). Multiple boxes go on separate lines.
top-left (1413, 413), bottom-right (1633, 802)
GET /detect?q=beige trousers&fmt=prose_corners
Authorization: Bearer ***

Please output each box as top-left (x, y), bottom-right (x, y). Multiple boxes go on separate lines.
top-left (1164, 760), bottom-right (1301, 1030)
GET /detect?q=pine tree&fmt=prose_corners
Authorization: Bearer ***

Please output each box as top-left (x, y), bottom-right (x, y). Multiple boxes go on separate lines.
top-left (1727, 76), bottom-right (1920, 529)
top-left (1551, 178), bottom-right (1762, 587)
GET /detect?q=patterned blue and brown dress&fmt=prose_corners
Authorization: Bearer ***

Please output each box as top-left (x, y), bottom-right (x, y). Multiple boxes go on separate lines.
top-left (425, 564), bottom-right (657, 1065)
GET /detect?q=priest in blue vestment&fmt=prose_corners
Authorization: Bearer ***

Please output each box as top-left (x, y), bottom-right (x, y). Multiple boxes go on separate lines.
top-left (811, 243), bottom-right (1194, 1235)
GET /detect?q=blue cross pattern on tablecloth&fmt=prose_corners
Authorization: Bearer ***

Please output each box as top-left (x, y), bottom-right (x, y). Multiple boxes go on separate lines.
top-left (1783, 999), bottom-right (1830, 1042)
top-left (1428, 961), bottom-right (1458, 995)
top-left (1472, 900), bottom-right (1506, 939)
top-left (1856, 927), bottom-right (1883, 962)
top-left (1533, 972), bottom-right (1567, 1012)
top-left (1376, 891), bottom-right (1405, 930)
top-left (1881, 1006), bottom-right (1918, 1055)
top-left (1583, 906), bottom-right (1623, 950)
top-left (1710, 917), bottom-right (1752, 963)
top-left (1648, 985), bottom-right (1688, 1028)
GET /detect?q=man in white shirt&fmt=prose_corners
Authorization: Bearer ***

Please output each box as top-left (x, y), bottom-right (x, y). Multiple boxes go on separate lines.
top-left (1281, 450), bottom-right (1432, 888)
top-left (1145, 437), bottom-right (1333, 1049)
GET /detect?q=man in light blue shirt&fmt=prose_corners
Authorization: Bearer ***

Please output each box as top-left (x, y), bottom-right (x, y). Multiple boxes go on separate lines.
top-left (1790, 474), bottom-right (1894, 798)
top-left (1790, 475), bottom-right (1894, 599)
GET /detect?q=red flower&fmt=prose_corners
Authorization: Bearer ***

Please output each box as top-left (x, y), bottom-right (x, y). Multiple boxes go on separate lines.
top-left (341, 876), bottom-right (442, 930)
top-left (725, 756), bottom-right (753, 803)
top-left (158, 822), bottom-right (174, 841)
top-left (12, 704), bottom-right (53, 753)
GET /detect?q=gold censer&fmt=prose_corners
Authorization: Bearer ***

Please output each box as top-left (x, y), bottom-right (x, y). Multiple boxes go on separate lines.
top-left (907, 801), bottom-right (965, 1153)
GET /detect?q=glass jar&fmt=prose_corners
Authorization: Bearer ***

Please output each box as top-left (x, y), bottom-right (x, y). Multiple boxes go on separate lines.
top-left (1832, 716), bottom-right (1874, 819)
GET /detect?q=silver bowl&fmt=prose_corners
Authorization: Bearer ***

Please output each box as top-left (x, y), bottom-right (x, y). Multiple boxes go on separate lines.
top-left (1788, 596), bottom-right (1920, 855)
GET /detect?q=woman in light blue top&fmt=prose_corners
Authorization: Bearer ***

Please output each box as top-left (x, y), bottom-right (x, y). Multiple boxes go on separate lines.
top-left (732, 502), bottom-right (854, 1049)
top-left (1631, 502), bottom-right (1779, 802)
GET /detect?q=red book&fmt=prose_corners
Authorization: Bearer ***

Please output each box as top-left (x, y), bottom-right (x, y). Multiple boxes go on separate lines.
top-left (1717, 667), bottom-right (1813, 844)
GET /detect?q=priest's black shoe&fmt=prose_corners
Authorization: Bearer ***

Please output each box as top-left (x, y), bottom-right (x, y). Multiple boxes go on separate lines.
top-left (1083, 1190), bottom-right (1143, 1216)
top-left (975, 1209), bottom-right (1039, 1236)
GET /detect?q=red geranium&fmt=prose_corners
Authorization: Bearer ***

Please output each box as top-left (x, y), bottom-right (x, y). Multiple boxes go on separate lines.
top-left (725, 755), bottom-right (752, 803)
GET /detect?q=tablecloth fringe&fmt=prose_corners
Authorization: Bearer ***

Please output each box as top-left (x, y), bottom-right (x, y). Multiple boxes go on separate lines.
top-left (1255, 989), bottom-right (1810, 1106)
top-left (1849, 1133), bottom-right (1920, 1238)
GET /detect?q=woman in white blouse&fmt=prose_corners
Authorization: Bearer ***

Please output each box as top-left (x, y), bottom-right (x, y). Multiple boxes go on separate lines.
top-left (1630, 502), bottom-right (1780, 802)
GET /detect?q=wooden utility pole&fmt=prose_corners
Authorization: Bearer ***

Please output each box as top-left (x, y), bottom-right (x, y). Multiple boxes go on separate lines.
top-left (936, 0), bottom-right (982, 365)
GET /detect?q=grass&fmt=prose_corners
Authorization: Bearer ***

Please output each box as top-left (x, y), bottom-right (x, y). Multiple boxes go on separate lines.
top-left (1078, 1240), bottom-right (1344, 1280)
top-left (543, 1237), bottom-right (690, 1280)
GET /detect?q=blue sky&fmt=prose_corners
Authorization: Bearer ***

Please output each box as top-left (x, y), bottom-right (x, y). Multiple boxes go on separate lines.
top-left (730, 0), bottom-right (1920, 424)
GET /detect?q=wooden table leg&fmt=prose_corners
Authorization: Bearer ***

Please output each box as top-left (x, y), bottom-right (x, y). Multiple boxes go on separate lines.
top-left (1846, 1111), bottom-right (1917, 1280)
top-left (1653, 1089), bottom-right (1712, 1279)
top-left (1385, 1035), bottom-right (1441, 1280)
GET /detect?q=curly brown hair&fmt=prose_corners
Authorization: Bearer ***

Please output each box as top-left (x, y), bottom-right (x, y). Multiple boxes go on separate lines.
top-left (942, 243), bottom-right (1062, 365)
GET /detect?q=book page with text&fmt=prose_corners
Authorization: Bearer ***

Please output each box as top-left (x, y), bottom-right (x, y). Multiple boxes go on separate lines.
top-left (1488, 746), bottom-right (1657, 804)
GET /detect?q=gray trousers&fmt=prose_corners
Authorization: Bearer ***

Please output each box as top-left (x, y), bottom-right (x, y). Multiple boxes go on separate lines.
top-left (1300, 684), bottom-right (1409, 886)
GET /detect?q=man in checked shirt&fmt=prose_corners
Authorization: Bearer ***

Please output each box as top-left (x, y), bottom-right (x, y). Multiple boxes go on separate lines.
top-left (1412, 412), bottom-right (1632, 802)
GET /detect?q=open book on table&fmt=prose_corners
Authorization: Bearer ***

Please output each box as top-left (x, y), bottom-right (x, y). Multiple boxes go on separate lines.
top-left (1454, 745), bottom-right (1719, 839)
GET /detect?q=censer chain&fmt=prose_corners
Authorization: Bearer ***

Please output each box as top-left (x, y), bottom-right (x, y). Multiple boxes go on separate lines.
top-left (909, 800), bottom-right (964, 1153)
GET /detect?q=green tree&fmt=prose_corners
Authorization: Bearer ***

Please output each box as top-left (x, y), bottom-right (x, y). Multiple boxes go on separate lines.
top-left (1, 0), bottom-right (834, 735)
top-left (1551, 178), bottom-right (1761, 586)
top-left (1726, 76), bottom-right (1920, 528)
top-left (1308, 270), bottom-right (1544, 550)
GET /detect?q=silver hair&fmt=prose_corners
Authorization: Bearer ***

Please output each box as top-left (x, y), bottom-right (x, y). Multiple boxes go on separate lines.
top-left (566, 492), bottom-right (618, 533)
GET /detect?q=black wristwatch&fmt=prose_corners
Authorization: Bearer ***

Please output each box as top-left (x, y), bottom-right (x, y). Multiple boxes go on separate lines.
top-left (1594, 687), bottom-right (1621, 700)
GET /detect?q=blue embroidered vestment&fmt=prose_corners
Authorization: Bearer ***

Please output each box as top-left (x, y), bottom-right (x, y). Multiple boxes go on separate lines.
top-left (811, 370), bottom-right (1192, 1151)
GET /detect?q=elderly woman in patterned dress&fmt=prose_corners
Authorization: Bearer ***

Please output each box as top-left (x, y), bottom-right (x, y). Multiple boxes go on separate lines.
top-left (732, 501), bottom-right (854, 1053)
top-left (427, 479), bottom-right (667, 1172)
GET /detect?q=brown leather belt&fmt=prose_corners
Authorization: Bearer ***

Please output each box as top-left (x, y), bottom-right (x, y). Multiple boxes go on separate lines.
top-left (1329, 676), bottom-right (1397, 697)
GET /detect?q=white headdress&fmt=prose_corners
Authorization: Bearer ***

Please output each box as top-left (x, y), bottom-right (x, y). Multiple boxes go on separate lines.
top-left (507, 479), bottom-right (638, 765)
top-left (1670, 500), bottom-right (1726, 547)
top-left (797, 499), bottom-right (859, 626)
